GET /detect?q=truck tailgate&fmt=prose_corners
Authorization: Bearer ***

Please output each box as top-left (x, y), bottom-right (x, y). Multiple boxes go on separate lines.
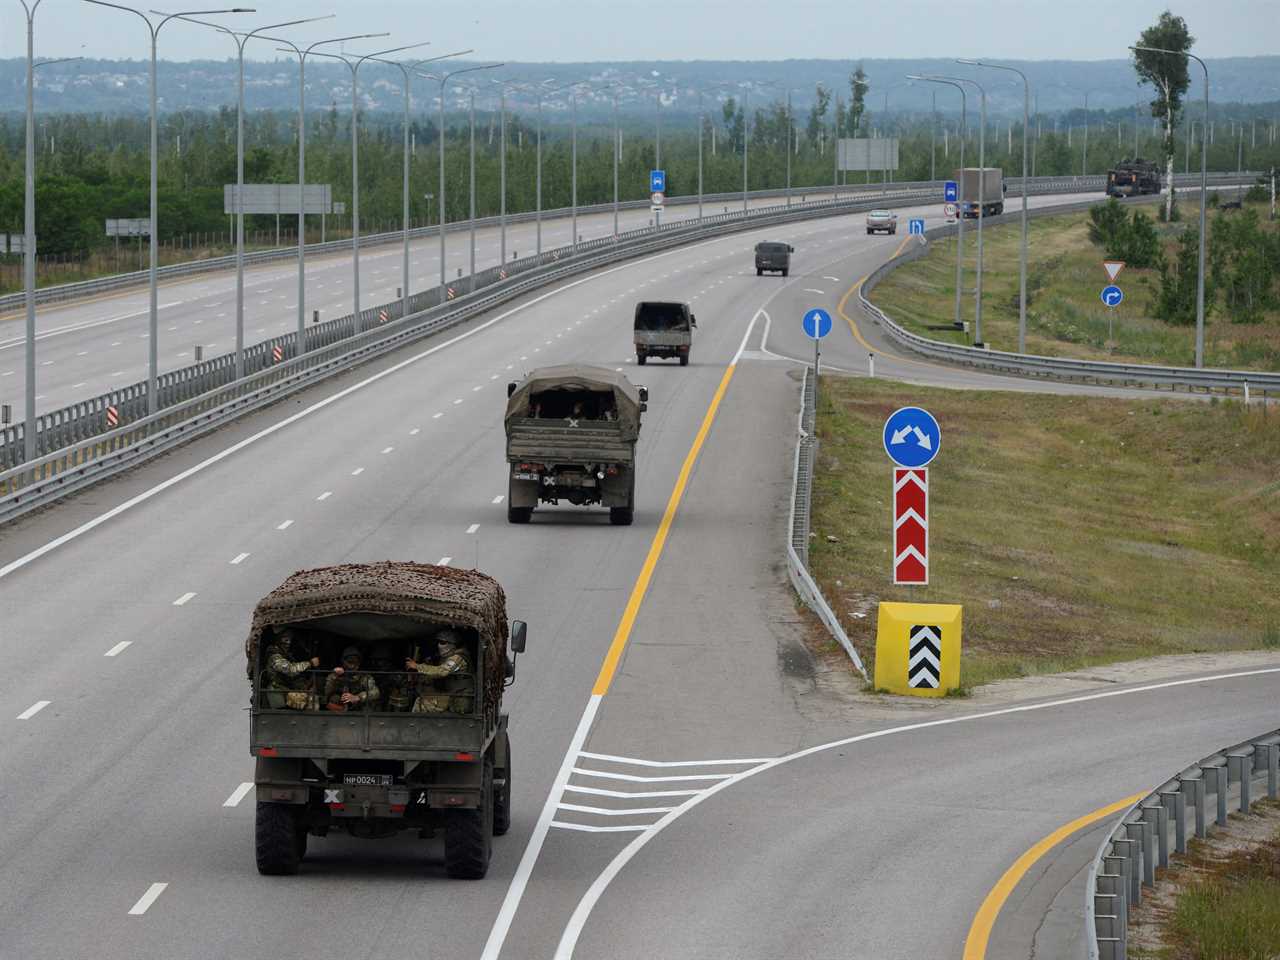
top-left (506, 421), bottom-right (635, 463)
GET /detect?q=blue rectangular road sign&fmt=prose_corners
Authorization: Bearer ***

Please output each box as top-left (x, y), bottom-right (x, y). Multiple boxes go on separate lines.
top-left (908, 218), bottom-right (926, 236)
top-left (650, 169), bottom-right (666, 192)
top-left (944, 180), bottom-right (958, 203)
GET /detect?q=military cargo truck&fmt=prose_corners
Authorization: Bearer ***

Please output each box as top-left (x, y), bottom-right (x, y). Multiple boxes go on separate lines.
top-left (247, 562), bottom-right (527, 879)
top-left (634, 300), bottom-right (697, 366)
top-left (504, 364), bottom-right (647, 526)
top-left (1106, 158), bottom-right (1162, 197)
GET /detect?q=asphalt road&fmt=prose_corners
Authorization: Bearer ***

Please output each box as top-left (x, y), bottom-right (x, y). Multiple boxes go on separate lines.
top-left (0, 185), bottom-right (871, 417)
top-left (0, 188), bottom-right (1273, 960)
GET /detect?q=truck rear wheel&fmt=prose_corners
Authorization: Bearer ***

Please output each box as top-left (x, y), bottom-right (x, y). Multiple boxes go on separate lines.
top-left (444, 758), bottom-right (494, 879)
top-left (494, 740), bottom-right (512, 837)
top-left (507, 505), bottom-right (532, 524)
top-left (679, 355), bottom-right (689, 367)
top-left (255, 801), bottom-right (303, 876)
top-left (636, 353), bottom-right (646, 365)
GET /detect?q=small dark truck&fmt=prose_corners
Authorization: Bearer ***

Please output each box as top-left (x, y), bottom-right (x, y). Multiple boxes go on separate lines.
top-left (634, 300), bottom-right (697, 366)
top-left (247, 562), bottom-right (526, 879)
top-left (754, 240), bottom-right (794, 276)
top-left (505, 364), bottom-right (647, 526)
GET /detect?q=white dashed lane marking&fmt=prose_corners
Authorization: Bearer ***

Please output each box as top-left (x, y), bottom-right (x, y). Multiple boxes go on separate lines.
top-left (17, 700), bottom-right (50, 720)
top-left (492, 495), bottom-right (505, 504)
top-left (276, 520), bottom-right (294, 530)
top-left (381, 446), bottom-right (394, 455)
top-left (104, 641), bottom-right (132, 657)
top-left (438, 556), bottom-right (452, 566)
top-left (433, 412), bottom-right (443, 419)
top-left (223, 782), bottom-right (254, 808)
top-left (316, 491), bottom-right (332, 501)
top-left (128, 883), bottom-right (168, 916)
top-left (409, 428), bottom-right (421, 436)
top-left (230, 553), bottom-right (250, 565)
top-left (351, 467), bottom-right (365, 476)
top-left (172, 592), bottom-right (197, 606)
top-left (466, 523), bottom-right (480, 534)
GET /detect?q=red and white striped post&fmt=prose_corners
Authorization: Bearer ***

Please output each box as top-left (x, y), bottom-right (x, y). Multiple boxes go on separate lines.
top-left (893, 468), bottom-right (928, 585)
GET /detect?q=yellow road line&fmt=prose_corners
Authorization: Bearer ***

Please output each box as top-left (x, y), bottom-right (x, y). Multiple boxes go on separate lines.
top-left (962, 792), bottom-right (1145, 960)
top-left (834, 240), bottom-right (935, 371)
top-left (592, 360), bottom-right (738, 696)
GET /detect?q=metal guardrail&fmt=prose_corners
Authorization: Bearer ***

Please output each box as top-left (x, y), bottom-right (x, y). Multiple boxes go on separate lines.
top-left (0, 180), bottom-right (934, 314)
top-left (0, 187), bottom-right (947, 521)
top-left (1085, 727), bottom-right (1280, 959)
top-left (859, 174), bottom-right (1279, 398)
top-left (786, 364), bottom-right (867, 678)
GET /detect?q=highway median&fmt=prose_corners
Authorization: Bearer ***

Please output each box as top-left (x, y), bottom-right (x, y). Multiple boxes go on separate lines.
top-left (807, 378), bottom-right (1280, 689)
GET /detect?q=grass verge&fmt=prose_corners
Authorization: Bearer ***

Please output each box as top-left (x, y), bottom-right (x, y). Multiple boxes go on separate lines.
top-left (868, 200), bottom-right (1280, 371)
top-left (809, 378), bottom-right (1280, 687)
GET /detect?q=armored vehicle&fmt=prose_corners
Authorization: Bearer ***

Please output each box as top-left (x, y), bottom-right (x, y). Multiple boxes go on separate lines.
top-left (247, 562), bottom-right (527, 879)
top-left (1106, 158), bottom-right (1162, 197)
top-left (634, 300), bottom-right (697, 366)
top-left (504, 364), bottom-right (647, 526)
top-left (754, 240), bottom-right (794, 276)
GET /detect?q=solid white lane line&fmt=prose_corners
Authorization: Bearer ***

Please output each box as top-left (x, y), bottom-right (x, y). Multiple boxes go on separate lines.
top-left (563, 784), bottom-right (700, 799)
top-left (437, 556), bottom-right (452, 566)
top-left (16, 700), bottom-right (51, 720)
top-left (572, 767), bottom-right (732, 783)
top-left (550, 821), bottom-right (647, 834)
top-left (466, 523), bottom-right (480, 534)
top-left (578, 751), bottom-right (772, 767)
top-left (492, 495), bottom-right (505, 504)
top-left (223, 782), bottom-right (254, 808)
top-left (276, 520), bottom-right (294, 530)
top-left (316, 491), bottom-right (332, 501)
top-left (229, 553), bottom-right (250, 565)
top-left (127, 883), bottom-right (168, 916)
top-left (104, 641), bottom-right (132, 657)
top-left (558, 802), bottom-right (677, 816)
top-left (552, 665), bottom-right (1280, 959)
top-left (381, 446), bottom-right (394, 454)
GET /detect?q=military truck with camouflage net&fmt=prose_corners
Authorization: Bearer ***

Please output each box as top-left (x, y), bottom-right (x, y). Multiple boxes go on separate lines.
top-left (246, 562), bottom-right (527, 879)
top-left (505, 364), bottom-right (648, 526)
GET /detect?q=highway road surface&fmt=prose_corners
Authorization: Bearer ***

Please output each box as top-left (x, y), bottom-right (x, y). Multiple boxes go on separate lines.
top-left (1, 188), bottom-right (1273, 959)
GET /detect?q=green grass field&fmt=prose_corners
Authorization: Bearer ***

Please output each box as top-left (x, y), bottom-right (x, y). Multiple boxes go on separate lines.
top-left (809, 378), bottom-right (1280, 688)
top-left (868, 201), bottom-right (1280, 372)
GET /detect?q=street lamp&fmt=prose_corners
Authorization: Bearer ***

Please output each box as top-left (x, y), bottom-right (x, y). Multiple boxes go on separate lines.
top-left (489, 77), bottom-right (517, 263)
top-left (909, 75), bottom-right (967, 334)
top-left (82, 2), bottom-right (254, 410)
top-left (309, 42), bottom-right (433, 329)
top-left (369, 51), bottom-right (474, 320)
top-left (1133, 44), bottom-right (1209, 368)
top-left (164, 12), bottom-right (336, 379)
top-left (959, 58), bottom-right (1031, 352)
top-left (420, 63), bottom-right (501, 305)
top-left (261, 32), bottom-right (389, 357)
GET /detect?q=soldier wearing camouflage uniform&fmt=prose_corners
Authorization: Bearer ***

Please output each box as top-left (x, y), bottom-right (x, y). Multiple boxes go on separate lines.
top-left (324, 646), bottom-right (380, 711)
top-left (406, 629), bottom-right (474, 715)
top-left (264, 628), bottom-right (320, 709)
top-left (370, 643), bottom-right (413, 712)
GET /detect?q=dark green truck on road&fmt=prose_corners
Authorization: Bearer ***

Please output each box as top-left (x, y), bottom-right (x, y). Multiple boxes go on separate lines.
top-left (634, 300), bottom-right (696, 366)
top-left (247, 562), bottom-right (527, 879)
top-left (505, 364), bottom-right (647, 526)
top-left (755, 240), bottom-right (794, 276)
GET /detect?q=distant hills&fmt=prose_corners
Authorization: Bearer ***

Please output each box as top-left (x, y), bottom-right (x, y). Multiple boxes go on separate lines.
top-left (3, 56), bottom-right (1280, 118)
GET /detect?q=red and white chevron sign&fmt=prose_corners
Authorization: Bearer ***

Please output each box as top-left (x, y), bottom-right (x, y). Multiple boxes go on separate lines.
top-left (893, 468), bottom-right (928, 585)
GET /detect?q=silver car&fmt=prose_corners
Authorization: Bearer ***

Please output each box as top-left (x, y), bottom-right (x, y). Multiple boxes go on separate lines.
top-left (866, 210), bottom-right (898, 235)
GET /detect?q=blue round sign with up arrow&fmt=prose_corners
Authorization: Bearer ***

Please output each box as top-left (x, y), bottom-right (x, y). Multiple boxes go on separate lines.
top-left (802, 308), bottom-right (833, 340)
top-left (883, 406), bottom-right (941, 468)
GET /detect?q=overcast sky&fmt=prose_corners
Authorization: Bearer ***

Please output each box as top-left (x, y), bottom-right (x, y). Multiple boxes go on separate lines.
top-left (6, 0), bottom-right (1277, 62)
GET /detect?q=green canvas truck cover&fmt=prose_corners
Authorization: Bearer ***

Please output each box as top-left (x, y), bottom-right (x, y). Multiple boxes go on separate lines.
top-left (504, 364), bottom-right (644, 442)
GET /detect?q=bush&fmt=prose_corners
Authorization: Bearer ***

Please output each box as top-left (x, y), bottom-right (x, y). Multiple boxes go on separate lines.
top-left (1245, 184), bottom-right (1269, 203)
top-left (1210, 207), bottom-right (1277, 324)
top-left (1155, 228), bottom-right (1212, 325)
top-left (1087, 198), bottom-right (1162, 269)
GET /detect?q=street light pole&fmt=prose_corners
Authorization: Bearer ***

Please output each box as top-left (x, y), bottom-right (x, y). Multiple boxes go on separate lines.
top-left (960, 59), bottom-right (1031, 352)
top-left (931, 74), bottom-right (986, 345)
top-left (910, 75), bottom-right (966, 333)
top-left (698, 90), bottom-right (705, 220)
top-left (268, 34), bottom-right (390, 358)
top-left (1134, 45), bottom-right (1209, 367)
top-left (19, 0), bottom-right (43, 461)
top-left (83, 2), bottom-right (253, 409)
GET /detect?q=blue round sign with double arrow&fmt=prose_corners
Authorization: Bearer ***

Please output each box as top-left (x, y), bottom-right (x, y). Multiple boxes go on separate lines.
top-left (883, 406), bottom-right (941, 468)
top-left (802, 308), bottom-right (833, 340)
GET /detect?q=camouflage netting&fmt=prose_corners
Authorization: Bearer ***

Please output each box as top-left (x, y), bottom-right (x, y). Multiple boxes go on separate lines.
top-left (245, 562), bottom-right (510, 714)
top-left (504, 363), bottom-right (645, 441)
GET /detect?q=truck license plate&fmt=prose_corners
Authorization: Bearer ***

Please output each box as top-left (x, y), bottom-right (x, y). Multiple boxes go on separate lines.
top-left (343, 774), bottom-right (394, 786)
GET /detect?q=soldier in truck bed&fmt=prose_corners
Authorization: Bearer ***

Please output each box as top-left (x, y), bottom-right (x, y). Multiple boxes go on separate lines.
top-left (324, 646), bottom-right (380, 711)
top-left (264, 628), bottom-right (321, 709)
top-left (406, 629), bottom-right (474, 714)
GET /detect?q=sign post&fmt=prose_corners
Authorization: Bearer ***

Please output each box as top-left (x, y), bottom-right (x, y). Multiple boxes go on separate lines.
top-left (882, 406), bottom-right (941, 585)
top-left (944, 180), bottom-right (958, 203)
top-left (650, 170), bottom-right (666, 225)
top-left (802, 307), bottom-right (833, 412)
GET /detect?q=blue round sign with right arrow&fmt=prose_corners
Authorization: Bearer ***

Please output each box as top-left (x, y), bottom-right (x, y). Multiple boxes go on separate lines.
top-left (883, 406), bottom-right (941, 468)
top-left (1101, 284), bottom-right (1123, 307)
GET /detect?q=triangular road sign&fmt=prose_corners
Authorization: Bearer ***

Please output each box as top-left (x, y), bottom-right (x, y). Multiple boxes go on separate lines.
top-left (1103, 260), bottom-right (1125, 282)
